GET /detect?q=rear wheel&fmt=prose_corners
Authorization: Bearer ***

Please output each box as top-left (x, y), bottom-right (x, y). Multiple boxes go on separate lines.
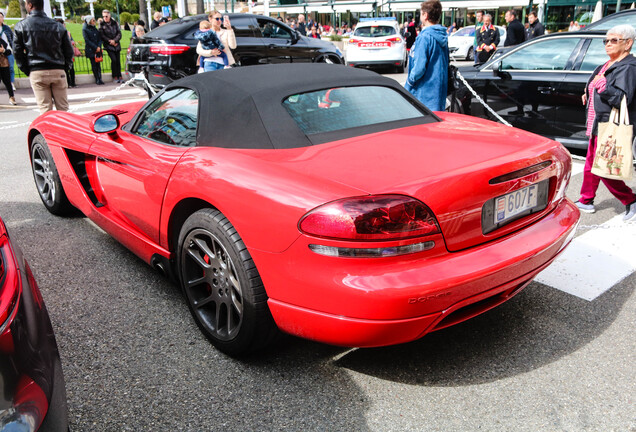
top-left (466, 46), bottom-right (474, 61)
top-left (178, 209), bottom-right (277, 356)
top-left (30, 134), bottom-right (74, 216)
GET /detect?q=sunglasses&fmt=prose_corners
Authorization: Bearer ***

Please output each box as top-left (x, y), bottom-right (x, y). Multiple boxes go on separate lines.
top-left (602, 38), bottom-right (627, 45)
top-left (213, 17), bottom-right (222, 21)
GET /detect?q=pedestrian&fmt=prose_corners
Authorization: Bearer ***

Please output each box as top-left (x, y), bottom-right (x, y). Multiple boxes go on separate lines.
top-left (195, 20), bottom-right (228, 71)
top-left (151, 12), bottom-right (163, 30)
top-left (0, 33), bottom-right (16, 105)
top-left (100, 10), bottom-right (122, 83)
top-left (13, 0), bottom-right (73, 113)
top-left (404, 0), bottom-right (448, 112)
top-left (504, 9), bottom-right (525, 47)
top-left (475, 13), bottom-right (499, 65)
top-left (473, 10), bottom-right (484, 65)
top-left (576, 24), bottom-right (636, 221)
top-left (525, 11), bottom-right (545, 40)
top-left (0, 11), bottom-right (15, 93)
top-left (209, 11), bottom-right (236, 65)
top-left (83, 16), bottom-right (104, 85)
top-left (405, 19), bottom-right (417, 51)
top-left (56, 18), bottom-right (76, 88)
top-left (568, 21), bottom-right (581, 31)
top-left (297, 14), bottom-right (307, 36)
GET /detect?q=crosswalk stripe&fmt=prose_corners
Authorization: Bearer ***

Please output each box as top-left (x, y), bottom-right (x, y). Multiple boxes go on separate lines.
top-left (20, 88), bottom-right (146, 104)
top-left (535, 215), bottom-right (636, 300)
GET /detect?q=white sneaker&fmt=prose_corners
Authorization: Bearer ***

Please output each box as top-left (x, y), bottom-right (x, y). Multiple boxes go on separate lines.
top-left (624, 201), bottom-right (636, 222)
top-left (9, 97), bottom-right (16, 105)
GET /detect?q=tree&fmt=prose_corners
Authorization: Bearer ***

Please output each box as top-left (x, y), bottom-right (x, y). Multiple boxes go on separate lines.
top-left (7, 0), bottom-right (21, 17)
top-left (138, 0), bottom-right (147, 28)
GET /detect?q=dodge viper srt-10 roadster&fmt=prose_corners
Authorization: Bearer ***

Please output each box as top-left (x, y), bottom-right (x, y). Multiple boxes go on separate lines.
top-left (28, 64), bottom-right (579, 355)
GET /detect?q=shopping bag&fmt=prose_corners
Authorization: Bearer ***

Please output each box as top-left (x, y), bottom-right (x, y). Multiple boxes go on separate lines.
top-left (95, 52), bottom-right (103, 63)
top-left (591, 96), bottom-right (633, 181)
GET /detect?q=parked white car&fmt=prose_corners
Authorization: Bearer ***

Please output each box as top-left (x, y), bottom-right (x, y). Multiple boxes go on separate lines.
top-left (345, 17), bottom-right (408, 72)
top-left (448, 25), bottom-right (507, 61)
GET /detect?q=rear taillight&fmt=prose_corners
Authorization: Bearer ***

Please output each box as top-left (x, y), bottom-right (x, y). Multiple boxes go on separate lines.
top-left (149, 44), bottom-right (190, 55)
top-left (348, 38), bottom-right (362, 44)
top-left (386, 36), bottom-right (402, 43)
top-left (0, 222), bottom-right (21, 338)
top-left (299, 195), bottom-right (440, 241)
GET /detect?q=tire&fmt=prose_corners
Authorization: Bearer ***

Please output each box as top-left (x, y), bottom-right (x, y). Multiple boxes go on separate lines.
top-left (178, 209), bottom-right (278, 356)
top-left (396, 59), bottom-right (405, 73)
top-left (30, 134), bottom-right (74, 216)
top-left (467, 46), bottom-right (474, 61)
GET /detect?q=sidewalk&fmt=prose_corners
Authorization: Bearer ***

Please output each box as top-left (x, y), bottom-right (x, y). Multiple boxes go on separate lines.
top-left (0, 71), bottom-right (146, 111)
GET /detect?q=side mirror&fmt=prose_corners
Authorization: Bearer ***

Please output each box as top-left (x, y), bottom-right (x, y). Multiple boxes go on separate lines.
top-left (491, 60), bottom-right (502, 77)
top-left (93, 114), bottom-right (119, 134)
top-left (291, 31), bottom-right (299, 44)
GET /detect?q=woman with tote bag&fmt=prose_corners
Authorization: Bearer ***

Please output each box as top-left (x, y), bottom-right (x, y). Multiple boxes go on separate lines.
top-left (576, 24), bottom-right (636, 222)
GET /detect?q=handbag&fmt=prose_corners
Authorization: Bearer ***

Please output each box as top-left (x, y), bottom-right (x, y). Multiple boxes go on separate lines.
top-left (73, 44), bottom-right (82, 57)
top-left (95, 51), bottom-right (103, 63)
top-left (0, 53), bottom-right (8, 68)
top-left (592, 96), bottom-right (633, 181)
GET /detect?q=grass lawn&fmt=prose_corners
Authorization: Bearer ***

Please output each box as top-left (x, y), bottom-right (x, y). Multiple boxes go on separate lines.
top-left (5, 18), bottom-right (132, 76)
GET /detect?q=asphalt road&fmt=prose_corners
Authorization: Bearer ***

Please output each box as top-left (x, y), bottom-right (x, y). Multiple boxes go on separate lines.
top-left (0, 74), bottom-right (634, 431)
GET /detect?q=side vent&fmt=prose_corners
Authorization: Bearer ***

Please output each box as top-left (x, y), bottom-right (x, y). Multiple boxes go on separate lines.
top-left (64, 149), bottom-right (105, 208)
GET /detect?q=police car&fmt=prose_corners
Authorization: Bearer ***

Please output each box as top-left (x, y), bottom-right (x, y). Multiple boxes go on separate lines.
top-left (345, 17), bottom-right (407, 72)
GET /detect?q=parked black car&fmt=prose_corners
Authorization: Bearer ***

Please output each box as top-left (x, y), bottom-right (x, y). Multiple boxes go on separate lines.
top-left (0, 216), bottom-right (68, 431)
top-left (127, 13), bottom-right (345, 92)
top-left (456, 31), bottom-right (613, 150)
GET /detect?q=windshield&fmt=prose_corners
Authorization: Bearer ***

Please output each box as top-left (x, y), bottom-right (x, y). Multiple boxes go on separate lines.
top-left (354, 25), bottom-right (397, 37)
top-left (453, 27), bottom-right (475, 37)
top-left (283, 86), bottom-right (425, 135)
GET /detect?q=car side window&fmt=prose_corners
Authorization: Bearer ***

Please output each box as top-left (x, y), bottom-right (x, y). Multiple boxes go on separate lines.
top-left (257, 19), bottom-right (292, 39)
top-left (579, 38), bottom-right (608, 71)
top-left (134, 88), bottom-right (199, 147)
top-left (501, 38), bottom-right (580, 71)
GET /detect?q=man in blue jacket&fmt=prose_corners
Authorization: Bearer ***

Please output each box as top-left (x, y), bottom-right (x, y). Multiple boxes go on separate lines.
top-left (404, 0), bottom-right (448, 112)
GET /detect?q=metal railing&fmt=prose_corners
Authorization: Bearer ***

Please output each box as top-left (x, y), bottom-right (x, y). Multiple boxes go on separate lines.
top-left (13, 51), bottom-right (128, 78)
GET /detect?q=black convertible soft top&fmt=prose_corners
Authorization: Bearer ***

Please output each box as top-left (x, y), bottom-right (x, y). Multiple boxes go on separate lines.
top-left (162, 63), bottom-right (438, 149)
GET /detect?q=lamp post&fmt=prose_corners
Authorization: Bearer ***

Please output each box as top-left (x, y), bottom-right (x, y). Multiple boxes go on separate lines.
top-left (56, 0), bottom-right (66, 18)
top-left (85, 0), bottom-right (96, 17)
top-left (146, 0), bottom-right (152, 24)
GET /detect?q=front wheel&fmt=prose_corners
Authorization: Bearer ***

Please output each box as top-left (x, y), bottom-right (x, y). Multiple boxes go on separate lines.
top-left (178, 209), bottom-right (278, 356)
top-left (30, 134), bottom-right (74, 216)
top-left (466, 46), bottom-right (474, 61)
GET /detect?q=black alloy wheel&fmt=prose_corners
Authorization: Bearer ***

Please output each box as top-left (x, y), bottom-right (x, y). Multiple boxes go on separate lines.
top-left (30, 134), bottom-right (74, 216)
top-left (178, 209), bottom-right (277, 355)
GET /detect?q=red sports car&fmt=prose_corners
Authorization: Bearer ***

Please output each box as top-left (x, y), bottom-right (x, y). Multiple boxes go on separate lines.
top-left (28, 64), bottom-right (579, 355)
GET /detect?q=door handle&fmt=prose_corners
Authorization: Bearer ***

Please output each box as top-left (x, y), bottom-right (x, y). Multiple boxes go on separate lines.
top-left (537, 86), bottom-right (554, 94)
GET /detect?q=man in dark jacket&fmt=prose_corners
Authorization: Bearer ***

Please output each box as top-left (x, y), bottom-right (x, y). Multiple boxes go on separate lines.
top-left (476, 13), bottom-right (499, 64)
top-left (0, 11), bottom-right (15, 92)
top-left (526, 11), bottom-right (545, 40)
top-left (100, 9), bottom-right (122, 82)
top-left (504, 9), bottom-right (525, 46)
top-left (13, 0), bottom-right (73, 113)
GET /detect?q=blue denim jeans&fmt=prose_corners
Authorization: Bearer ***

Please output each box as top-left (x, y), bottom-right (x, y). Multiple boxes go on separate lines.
top-left (7, 53), bottom-right (14, 82)
top-left (203, 61), bottom-right (224, 72)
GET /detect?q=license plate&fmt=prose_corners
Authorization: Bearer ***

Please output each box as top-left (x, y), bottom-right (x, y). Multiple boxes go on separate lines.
top-left (494, 184), bottom-right (539, 224)
top-left (358, 41), bottom-right (391, 48)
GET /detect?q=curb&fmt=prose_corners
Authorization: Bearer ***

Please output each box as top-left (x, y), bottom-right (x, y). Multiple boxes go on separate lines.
top-left (9, 71), bottom-right (133, 89)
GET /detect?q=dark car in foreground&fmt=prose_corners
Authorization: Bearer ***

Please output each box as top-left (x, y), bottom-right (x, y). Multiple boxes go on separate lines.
top-left (456, 31), bottom-right (615, 150)
top-left (582, 9), bottom-right (636, 31)
top-left (0, 216), bottom-right (68, 431)
top-left (127, 13), bottom-right (344, 92)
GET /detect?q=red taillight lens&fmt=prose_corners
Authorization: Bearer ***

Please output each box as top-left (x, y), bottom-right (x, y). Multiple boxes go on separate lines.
top-left (299, 195), bottom-right (440, 241)
top-left (386, 36), bottom-right (402, 43)
top-left (149, 44), bottom-right (190, 55)
top-left (0, 223), bottom-right (21, 338)
top-left (349, 38), bottom-right (362, 44)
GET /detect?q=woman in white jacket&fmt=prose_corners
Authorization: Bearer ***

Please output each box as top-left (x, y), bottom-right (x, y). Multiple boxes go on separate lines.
top-left (197, 11), bottom-right (237, 69)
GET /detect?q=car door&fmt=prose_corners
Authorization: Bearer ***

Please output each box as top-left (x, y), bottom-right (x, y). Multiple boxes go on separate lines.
top-left (463, 36), bottom-right (581, 138)
top-left (225, 15), bottom-right (267, 66)
top-left (87, 88), bottom-right (199, 244)
top-left (256, 17), bottom-right (312, 63)
top-left (552, 35), bottom-right (607, 148)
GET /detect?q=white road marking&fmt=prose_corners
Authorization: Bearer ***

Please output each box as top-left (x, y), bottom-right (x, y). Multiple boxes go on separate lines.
top-left (20, 88), bottom-right (146, 104)
top-left (29, 97), bottom-right (147, 113)
top-left (571, 160), bottom-right (585, 177)
top-left (535, 215), bottom-right (636, 300)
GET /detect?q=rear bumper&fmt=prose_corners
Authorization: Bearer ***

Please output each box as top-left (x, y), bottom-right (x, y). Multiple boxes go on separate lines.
top-left (345, 46), bottom-right (405, 65)
top-left (253, 199), bottom-right (578, 347)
